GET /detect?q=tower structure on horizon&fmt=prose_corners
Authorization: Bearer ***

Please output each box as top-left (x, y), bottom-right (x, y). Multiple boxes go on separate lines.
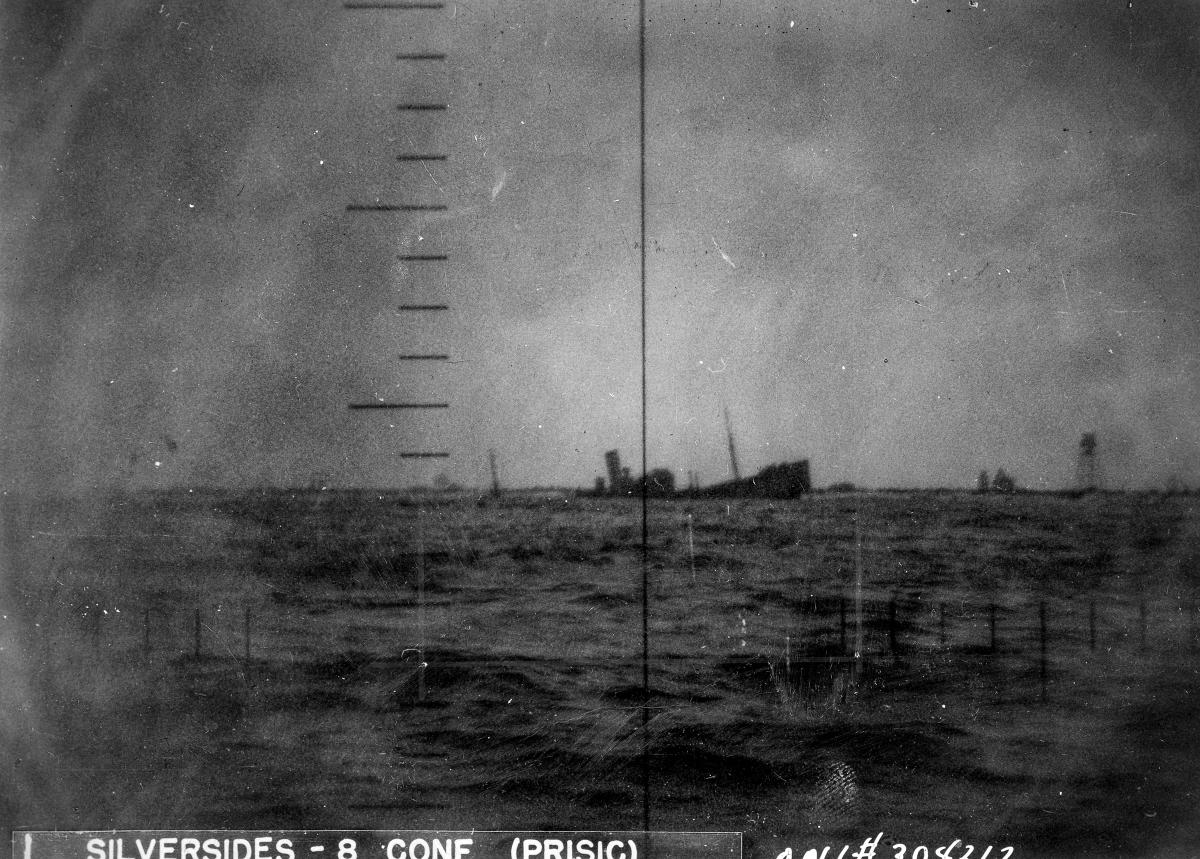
top-left (1076, 433), bottom-right (1100, 491)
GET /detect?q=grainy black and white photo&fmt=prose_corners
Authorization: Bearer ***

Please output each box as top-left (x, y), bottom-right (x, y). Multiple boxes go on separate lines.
top-left (3, 0), bottom-right (1200, 856)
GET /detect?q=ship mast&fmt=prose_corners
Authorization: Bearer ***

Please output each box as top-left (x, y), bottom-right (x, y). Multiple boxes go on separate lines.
top-left (724, 406), bottom-right (742, 482)
top-left (488, 448), bottom-right (501, 495)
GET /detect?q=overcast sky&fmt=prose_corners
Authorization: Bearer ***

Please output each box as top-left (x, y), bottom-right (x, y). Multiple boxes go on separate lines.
top-left (3, 0), bottom-right (1199, 491)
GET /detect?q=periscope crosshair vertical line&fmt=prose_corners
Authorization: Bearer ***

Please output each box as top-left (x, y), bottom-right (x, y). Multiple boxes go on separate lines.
top-left (638, 0), bottom-right (650, 836)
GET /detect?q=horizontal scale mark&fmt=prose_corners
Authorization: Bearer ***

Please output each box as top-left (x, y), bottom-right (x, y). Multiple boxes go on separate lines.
top-left (397, 154), bottom-right (448, 161)
top-left (397, 103), bottom-right (448, 111)
top-left (397, 452), bottom-right (451, 458)
top-left (399, 305), bottom-right (449, 311)
top-left (396, 53), bottom-right (446, 61)
top-left (348, 402), bottom-right (449, 409)
top-left (346, 204), bottom-right (447, 212)
top-left (398, 254), bottom-right (448, 261)
top-left (398, 354), bottom-right (450, 360)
